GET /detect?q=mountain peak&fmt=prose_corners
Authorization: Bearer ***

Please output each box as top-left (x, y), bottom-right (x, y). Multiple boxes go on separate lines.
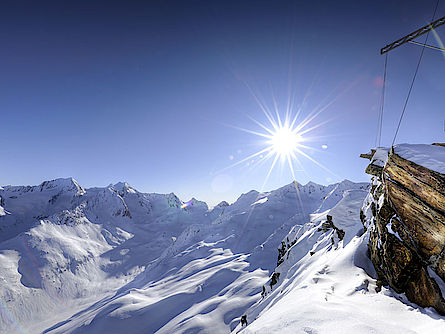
top-left (304, 181), bottom-right (320, 187)
top-left (112, 182), bottom-right (137, 195)
top-left (39, 178), bottom-right (85, 195)
top-left (272, 181), bottom-right (302, 194)
top-left (216, 201), bottom-right (229, 208)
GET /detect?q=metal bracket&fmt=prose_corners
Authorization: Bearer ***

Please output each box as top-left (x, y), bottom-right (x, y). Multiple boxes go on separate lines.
top-left (381, 15), bottom-right (445, 54)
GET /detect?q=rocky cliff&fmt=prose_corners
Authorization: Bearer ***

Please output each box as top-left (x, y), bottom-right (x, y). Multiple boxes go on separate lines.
top-left (362, 143), bottom-right (445, 314)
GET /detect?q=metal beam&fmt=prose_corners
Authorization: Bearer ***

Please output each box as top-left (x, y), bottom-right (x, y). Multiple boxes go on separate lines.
top-left (408, 40), bottom-right (445, 52)
top-left (380, 15), bottom-right (445, 54)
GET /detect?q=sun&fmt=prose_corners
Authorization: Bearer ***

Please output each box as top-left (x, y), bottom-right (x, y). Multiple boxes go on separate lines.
top-left (269, 126), bottom-right (302, 157)
top-left (219, 108), bottom-right (314, 188)
top-left (218, 86), bottom-right (339, 191)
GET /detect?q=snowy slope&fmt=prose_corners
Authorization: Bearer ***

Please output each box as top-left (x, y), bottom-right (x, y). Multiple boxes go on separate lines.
top-left (0, 179), bottom-right (210, 333)
top-left (235, 188), bottom-right (445, 334)
top-left (0, 178), bottom-right (369, 334)
top-left (3, 178), bottom-right (445, 334)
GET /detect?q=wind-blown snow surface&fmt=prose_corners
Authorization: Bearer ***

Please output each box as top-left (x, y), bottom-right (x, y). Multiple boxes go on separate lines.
top-left (0, 178), bottom-right (443, 333)
top-left (394, 144), bottom-right (445, 174)
top-left (237, 188), bottom-right (445, 334)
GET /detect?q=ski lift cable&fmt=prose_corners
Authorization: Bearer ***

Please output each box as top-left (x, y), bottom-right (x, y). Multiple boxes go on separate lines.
top-left (376, 53), bottom-right (388, 147)
top-left (391, 0), bottom-right (441, 147)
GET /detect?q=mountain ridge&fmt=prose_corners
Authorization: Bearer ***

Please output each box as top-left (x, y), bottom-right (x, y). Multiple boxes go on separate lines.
top-left (0, 177), bottom-right (369, 333)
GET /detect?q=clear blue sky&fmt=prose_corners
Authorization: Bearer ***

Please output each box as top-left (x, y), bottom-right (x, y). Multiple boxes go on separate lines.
top-left (1, 0), bottom-right (444, 205)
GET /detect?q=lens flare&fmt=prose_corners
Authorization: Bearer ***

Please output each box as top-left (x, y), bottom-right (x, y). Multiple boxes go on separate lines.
top-left (181, 201), bottom-right (191, 209)
top-left (431, 28), bottom-right (445, 59)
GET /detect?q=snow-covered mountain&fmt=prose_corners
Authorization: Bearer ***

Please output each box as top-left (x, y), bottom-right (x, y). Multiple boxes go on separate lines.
top-left (1, 178), bottom-right (443, 333)
top-left (235, 188), bottom-right (445, 334)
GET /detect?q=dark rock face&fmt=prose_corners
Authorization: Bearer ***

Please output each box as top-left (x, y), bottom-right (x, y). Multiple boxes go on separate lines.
top-left (317, 215), bottom-right (345, 241)
top-left (270, 272), bottom-right (280, 289)
top-left (364, 146), bottom-right (445, 314)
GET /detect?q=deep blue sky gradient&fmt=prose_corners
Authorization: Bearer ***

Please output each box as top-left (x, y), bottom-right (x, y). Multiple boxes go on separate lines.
top-left (1, 0), bottom-right (444, 205)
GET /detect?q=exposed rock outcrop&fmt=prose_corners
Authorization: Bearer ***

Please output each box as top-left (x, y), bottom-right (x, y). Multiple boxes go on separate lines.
top-left (317, 215), bottom-right (345, 241)
top-left (362, 144), bottom-right (445, 314)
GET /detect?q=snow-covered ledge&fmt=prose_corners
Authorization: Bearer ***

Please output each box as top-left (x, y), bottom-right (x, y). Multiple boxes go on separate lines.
top-left (362, 143), bottom-right (445, 314)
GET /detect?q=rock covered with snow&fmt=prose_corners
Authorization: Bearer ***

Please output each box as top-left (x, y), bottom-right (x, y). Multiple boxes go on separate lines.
top-left (394, 143), bottom-right (445, 174)
top-left (364, 147), bottom-right (390, 176)
top-left (363, 143), bottom-right (445, 316)
top-left (0, 193), bottom-right (6, 217)
top-left (371, 147), bottom-right (390, 167)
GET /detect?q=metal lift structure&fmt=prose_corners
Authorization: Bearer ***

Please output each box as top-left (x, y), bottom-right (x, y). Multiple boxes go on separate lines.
top-left (381, 15), bottom-right (445, 54)
top-left (376, 7), bottom-right (445, 147)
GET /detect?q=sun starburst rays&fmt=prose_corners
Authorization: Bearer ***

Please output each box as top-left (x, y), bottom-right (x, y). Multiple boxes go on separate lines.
top-left (213, 67), bottom-right (355, 192)
top-left (217, 92), bottom-right (342, 192)
top-left (237, 110), bottom-right (306, 190)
